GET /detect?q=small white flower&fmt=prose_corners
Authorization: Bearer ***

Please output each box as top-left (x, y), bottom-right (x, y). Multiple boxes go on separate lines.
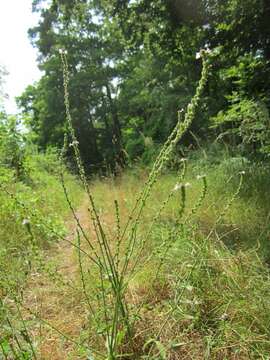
top-left (59, 48), bottom-right (67, 55)
top-left (196, 174), bottom-right (206, 180)
top-left (220, 313), bottom-right (229, 321)
top-left (173, 183), bottom-right (182, 191)
top-left (180, 158), bottom-right (187, 162)
top-left (239, 171), bottom-right (245, 175)
top-left (202, 24), bottom-right (211, 30)
top-left (69, 140), bottom-right (79, 147)
top-left (205, 45), bottom-right (211, 54)
top-left (173, 182), bottom-right (191, 191)
top-left (22, 219), bottom-right (30, 226)
top-left (196, 46), bottom-right (211, 60)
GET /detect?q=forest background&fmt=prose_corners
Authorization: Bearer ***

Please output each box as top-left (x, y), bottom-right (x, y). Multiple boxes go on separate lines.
top-left (1, 0), bottom-right (270, 174)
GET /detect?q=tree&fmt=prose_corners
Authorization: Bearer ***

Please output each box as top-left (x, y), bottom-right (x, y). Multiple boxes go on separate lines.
top-left (19, 0), bottom-right (127, 173)
top-left (19, 0), bottom-right (270, 165)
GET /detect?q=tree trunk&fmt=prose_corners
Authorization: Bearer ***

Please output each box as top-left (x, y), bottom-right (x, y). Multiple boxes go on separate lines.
top-left (105, 83), bottom-right (125, 167)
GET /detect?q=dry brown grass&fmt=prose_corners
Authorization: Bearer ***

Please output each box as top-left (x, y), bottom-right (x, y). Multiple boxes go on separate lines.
top-left (23, 198), bottom-right (90, 359)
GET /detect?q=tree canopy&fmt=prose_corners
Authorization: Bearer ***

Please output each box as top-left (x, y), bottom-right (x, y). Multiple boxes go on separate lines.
top-left (17, 0), bottom-right (270, 172)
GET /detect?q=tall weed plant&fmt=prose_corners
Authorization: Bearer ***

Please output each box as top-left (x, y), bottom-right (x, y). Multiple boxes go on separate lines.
top-left (57, 49), bottom-right (212, 358)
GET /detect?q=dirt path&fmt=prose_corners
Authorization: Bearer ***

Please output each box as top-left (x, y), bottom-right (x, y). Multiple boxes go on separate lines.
top-left (23, 198), bottom-right (91, 359)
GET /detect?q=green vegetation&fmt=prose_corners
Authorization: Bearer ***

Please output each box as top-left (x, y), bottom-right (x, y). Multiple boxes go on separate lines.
top-left (88, 162), bottom-right (270, 359)
top-left (0, 115), bottom-right (82, 358)
top-left (18, 0), bottom-right (270, 170)
top-left (1, 0), bottom-right (270, 359)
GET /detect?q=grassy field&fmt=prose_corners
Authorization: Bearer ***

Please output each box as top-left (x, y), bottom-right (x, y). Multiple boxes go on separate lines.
top-left (82, 152), bottom-right (270, 359)
top-left (1, 145), bottom-right (270, 359)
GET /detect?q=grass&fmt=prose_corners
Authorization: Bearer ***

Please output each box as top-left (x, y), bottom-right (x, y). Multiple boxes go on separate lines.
top-left (1, 50), bottom-right (270, 359)
top-left (26, 151), bottom-right (266, 359)
top-left (0, 150), bottom-right (83, 359)
top-left (84, 155), bottom-right (270, 359)
top-left (1, 147), bottom-right (270, 359)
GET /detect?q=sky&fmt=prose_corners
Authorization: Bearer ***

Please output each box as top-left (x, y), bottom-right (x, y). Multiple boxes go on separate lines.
top-left (0, 0), bottom-right (41, 114)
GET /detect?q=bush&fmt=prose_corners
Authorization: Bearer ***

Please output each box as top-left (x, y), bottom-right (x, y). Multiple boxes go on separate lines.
top-left (212, 97), bottom-right (270, 157)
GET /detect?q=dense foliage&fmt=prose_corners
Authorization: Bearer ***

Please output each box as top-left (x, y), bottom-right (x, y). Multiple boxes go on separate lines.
top-left (16, 0), bottom-right (270, 173)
